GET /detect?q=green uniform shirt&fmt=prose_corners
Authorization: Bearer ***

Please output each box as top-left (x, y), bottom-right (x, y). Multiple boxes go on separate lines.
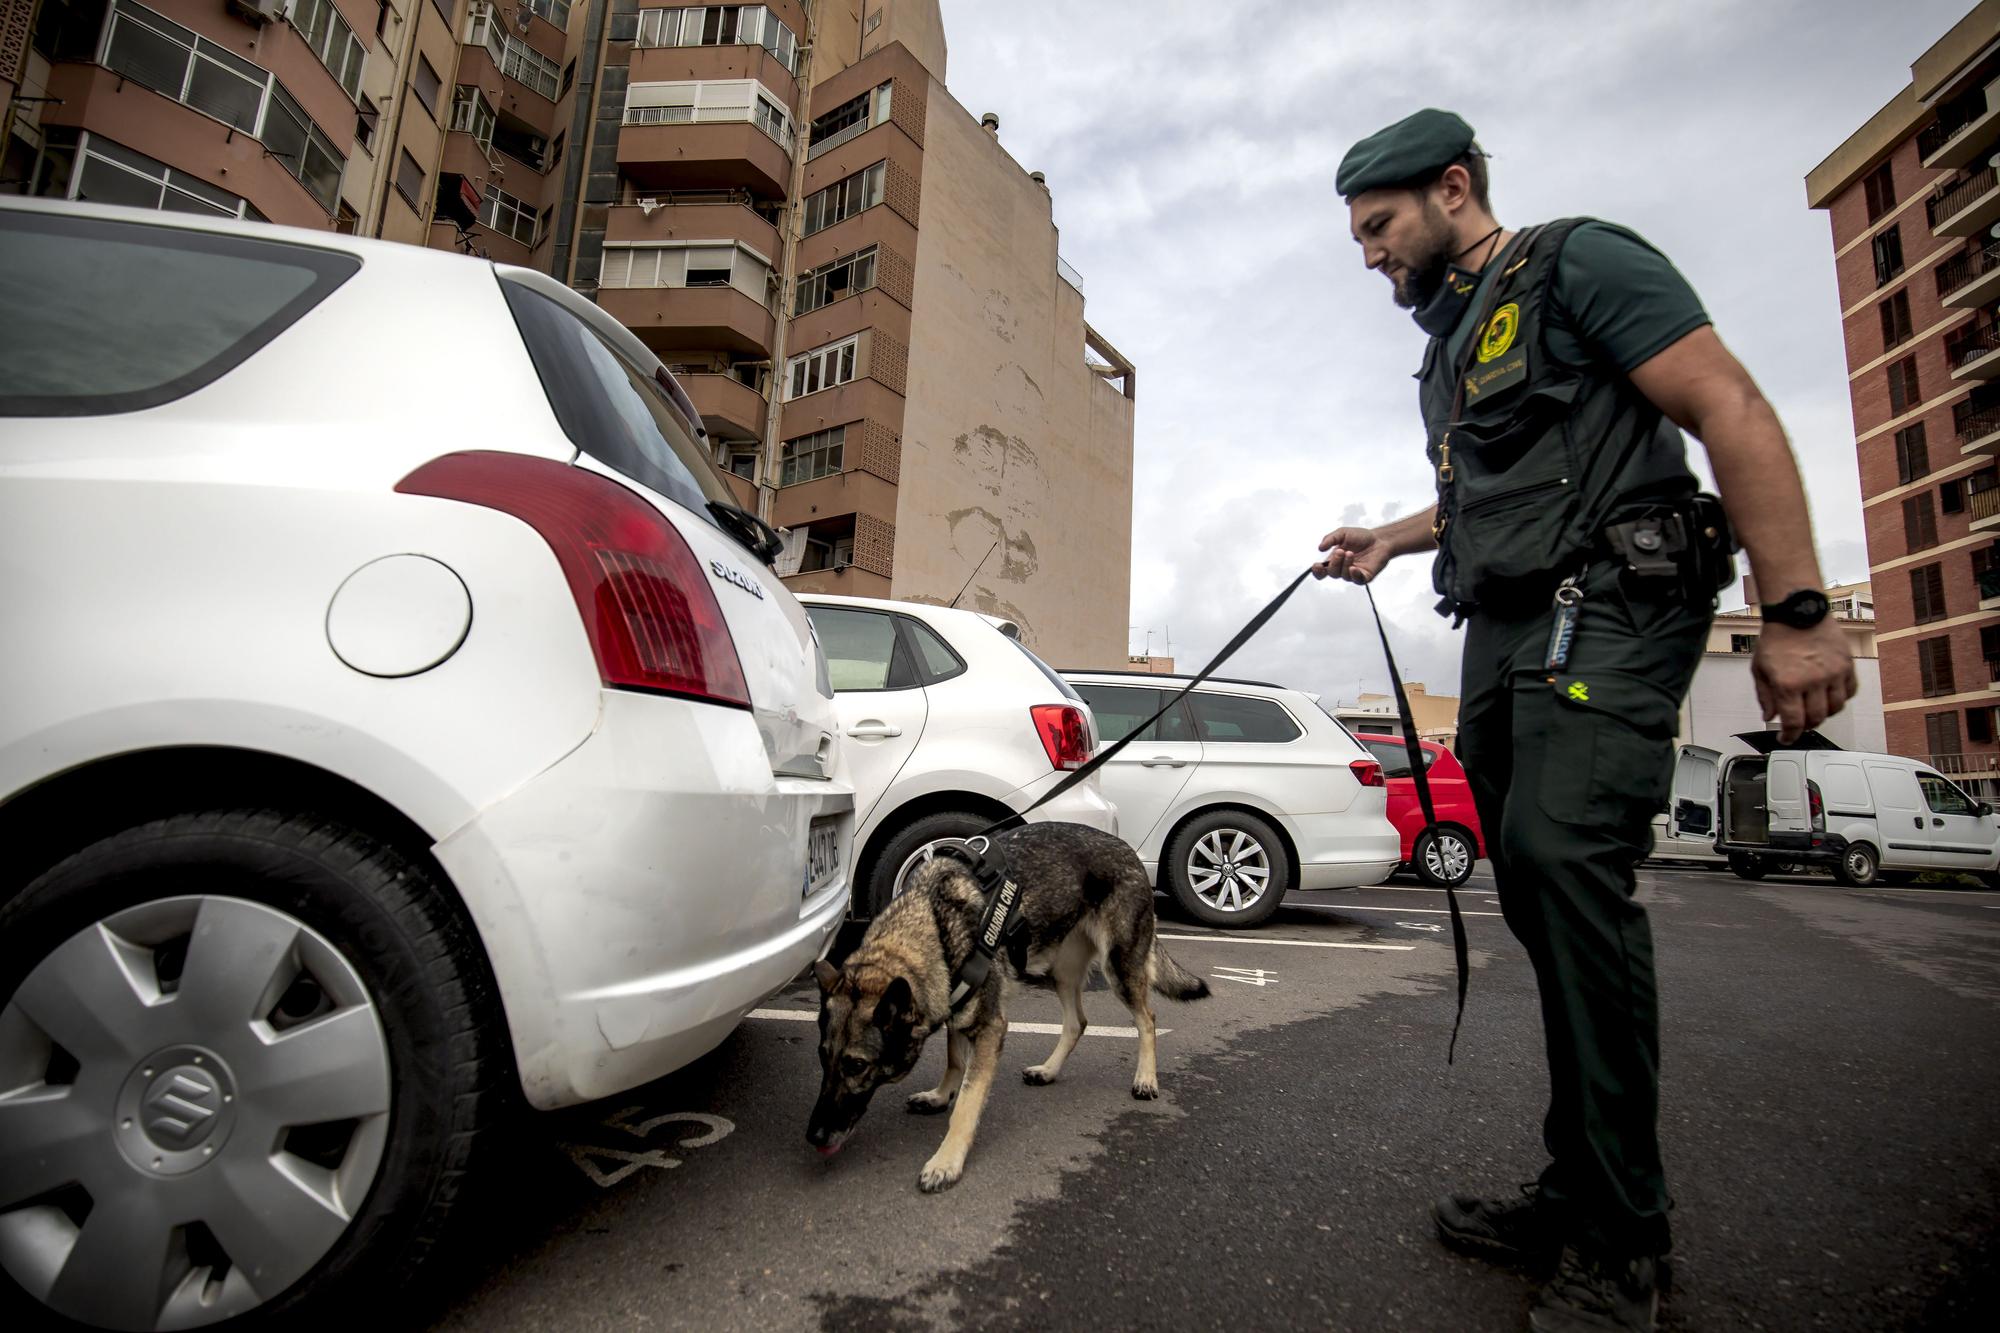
top-left (1443, 222), bottom-right (1711, 377)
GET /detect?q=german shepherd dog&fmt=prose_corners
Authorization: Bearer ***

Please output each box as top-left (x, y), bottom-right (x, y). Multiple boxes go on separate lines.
top-left (806, 822), bottom-right (1211, 1192)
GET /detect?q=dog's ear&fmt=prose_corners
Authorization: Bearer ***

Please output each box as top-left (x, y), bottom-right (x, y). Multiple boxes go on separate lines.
top-left (813, 959), bottom-right (841, 994)
top-left (873, 975), bottom-right (914, 1029)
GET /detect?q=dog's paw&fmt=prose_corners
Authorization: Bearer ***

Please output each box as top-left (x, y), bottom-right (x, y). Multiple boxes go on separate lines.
top-left (1022, 1065), bottom-right (1057, 1086)
top-left (917, 1156), bottom-right (963, 1192)
top-left (1131, 1080), bottom-right (1160, 1101)
top-left (906, 1091), bottom-right (953, 1115)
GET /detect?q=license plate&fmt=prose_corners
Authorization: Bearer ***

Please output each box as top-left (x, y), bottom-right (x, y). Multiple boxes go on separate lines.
top-left (807, 817), bottom-right (841, 896)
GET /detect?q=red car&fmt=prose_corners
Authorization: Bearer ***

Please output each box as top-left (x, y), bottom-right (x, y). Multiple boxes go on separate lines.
top-left (1354, 733), bottom-right (1486, 887)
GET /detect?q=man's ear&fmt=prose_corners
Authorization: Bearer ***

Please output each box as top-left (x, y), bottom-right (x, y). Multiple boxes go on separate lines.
top-left (873, 975), bottom-right (914, 1028)
top-left (814, 960), bottom-right (841, 994)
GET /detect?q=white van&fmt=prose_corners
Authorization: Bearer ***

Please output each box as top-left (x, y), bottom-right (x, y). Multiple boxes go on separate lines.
top-left (1682, 733), bottom-right (2000, 886)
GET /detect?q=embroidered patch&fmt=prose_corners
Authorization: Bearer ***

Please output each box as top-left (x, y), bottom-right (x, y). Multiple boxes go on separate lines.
top-left (1566, 680), bottom-right (1590, 703)
top-left (1477, 302), bottom-right (1521, 364)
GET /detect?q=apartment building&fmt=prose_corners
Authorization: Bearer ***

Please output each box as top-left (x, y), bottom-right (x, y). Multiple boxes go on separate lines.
top-left (5, 0), bottom-right (1138, 669)
top-left (1808, 0), bottom-right (2000, 786)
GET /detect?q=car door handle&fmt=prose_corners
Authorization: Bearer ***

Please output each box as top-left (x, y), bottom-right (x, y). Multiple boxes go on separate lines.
top-left (1140, 756), bottom-right (1187, 768)
top-left (1934, 818), bottom-right (1946, 827)
top-left (1915, 817), bottom-right (1924, 829)
top-left (846, 723), bottom-right (902, 739)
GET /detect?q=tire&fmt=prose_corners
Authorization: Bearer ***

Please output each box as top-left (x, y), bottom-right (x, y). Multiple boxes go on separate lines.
top-left (863, 810), bottom-right (991, 917)
top-left (0, 810), bottom-right (506, 1331)
top-left (1413, 827), bottom-right (1476, 888)
top-left (1727, 852), bottom-right (1767, 881)
top-left (1833, 842), bottom-right (1880, 888)
top-left (1162, 809), bottom-right (1292, 929)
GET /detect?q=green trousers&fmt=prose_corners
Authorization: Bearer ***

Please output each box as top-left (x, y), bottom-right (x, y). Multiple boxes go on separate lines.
top-left (1454, 557), bottom-right (1711, 1258)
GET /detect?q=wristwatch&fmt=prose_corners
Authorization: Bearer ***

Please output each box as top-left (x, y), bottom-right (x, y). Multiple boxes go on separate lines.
top-left (1760, 589), bottom-right (1831, 629)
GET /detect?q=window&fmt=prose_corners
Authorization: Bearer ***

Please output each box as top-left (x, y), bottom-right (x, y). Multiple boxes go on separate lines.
top-left (808, 81), bottom-right (892, 159)
top-left (1873, 225), bottom-right (1904, 287)
top-left (598, 242), bottom-right (769, 292)
top-left (786, 336), bottom-right (858, 399)
top-left (561, 58), bottom-right (575, 96)
top-left (549, 129), bottom-right (566, 170)
top-left (65, 132), bottom-right (258, 220)
top-left (623, 79), bottom-right (792, 146)
top-left (1904, 492), bottom-right (1939, 550)
top-left (1362, 738), bottom-right (1436, 777)
top-left (497, 279), bottom-right (736, 529)
top-left (1880, 290), bottom-right (1913, 351)
top-left (779, 425), bottom-right (846, 484)
top-left (471, 9), bottom-right (563, 100)
top-left (1894, 423), bottom-right (1930, 484)
top-left (805, 608), bottom-right (914, 690)
top-left (493, 121), bottom-right (550, 170)
top-left (1975, 546), bottom-right (2000, 600)
top-left (480, 184), bottom-right (539, 245)
top-left (288, 0), bottom-right (366, 102)
top-left (906, 620), bottom-right (965, 683)
top-left (1911, 562), bottom-right (1947, 623)
top-left (803, 161), bottom-right (887, 236)
top-left (794, 245), bottom-right (877, 315)
top-left (1982, 624), bottom-right (2000, 660)
top-left (1925, 712), bottom-right (1963, 758)
top-left (395, 148), bottom-right (425, 208)
top-left (527, 0), bottom-right (571, 28)
top-left (1918, 635), bottom-right (1957, 697)
top-left (634, 6), bottom-right (800, 72)
top-left (356, 95), bottom-right (379, 152)
top-left (0, 208), bottom-right (358, 417)
top-left (1887, 356), bottom-right (1920, 416)
top-left (451, 86), bottom-right (497, 150)
top-left (1971, 707), bottom-right (1996, 744)
top-left (1864, 161), bottom-right (1896, 224)
top-left (1919, 773), bottom-right (1978, 815)
top-left (413, 55), bottom-right (442, 118)
top-left (1072, 685), bottom-right (1195, 745)
top-left (102, 2), bottom-right (345, 214)
top-left (1942, 478), bottom-right (1966, 514)
top-left (1729, 633), bottom-right (1758, 653)
top-left (1007, 637), bottom-right (1086, 701)
top-left (1188, 693), bottom-right (1302, 743)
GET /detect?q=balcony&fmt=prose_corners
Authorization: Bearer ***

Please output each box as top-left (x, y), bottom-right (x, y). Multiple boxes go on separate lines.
top-left (1971, 482), bottom-right (2000, 531)
top-left (597, 284), bottom-right (776, 357)
top-left (1920, 79), bottom-right (2000, 170)
top-left (1948, 319), bottom-right (2000, 380)
top-left (605, 197), bottom-right (780, 260)
top-left (617, 120), bottom-right (793, 199)
top-left (678, 371), bottom-right (769, 439)
top-left (1931, 750), bottom-right (2000, 774)
top-left (1956, 399), bottom-right (2000, 455)
top-left (1927, 165), bottom-right (2000, 237)
top-left (1938, 240), bottom-right (2000, 309)
top-left (1979, 561), bottom-right (2000, 610)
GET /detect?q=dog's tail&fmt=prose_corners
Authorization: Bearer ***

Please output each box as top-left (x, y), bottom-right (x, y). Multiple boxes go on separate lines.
top-left (1149, 940), bottom-right (1211, 1001)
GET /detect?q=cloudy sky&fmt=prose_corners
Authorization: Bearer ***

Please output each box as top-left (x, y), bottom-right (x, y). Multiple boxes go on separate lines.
top-left (934, 0), bottom-right (1967, 704)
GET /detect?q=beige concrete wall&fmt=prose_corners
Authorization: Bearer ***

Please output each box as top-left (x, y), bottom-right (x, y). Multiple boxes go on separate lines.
top-left (811, 0), bottom-right (943, 87)
top-left (893, 79), bottom-right (1135, 670)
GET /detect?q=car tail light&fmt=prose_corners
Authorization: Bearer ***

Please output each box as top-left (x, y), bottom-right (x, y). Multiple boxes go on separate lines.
top-left (1350, 759), bottom-right (1385, 788)
top-left (397, 451), bottom-right (750, 708)
top-left (1032, 704), bottom-right (1092, 771)
top-left (1808, 779), bottom-right (1825, 832)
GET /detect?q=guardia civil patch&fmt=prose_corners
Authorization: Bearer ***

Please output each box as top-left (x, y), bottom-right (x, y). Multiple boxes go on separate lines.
top-left (1477, 302), bottom-right (1521, 363)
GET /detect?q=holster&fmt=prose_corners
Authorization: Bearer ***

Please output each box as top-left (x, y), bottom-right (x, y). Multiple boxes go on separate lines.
top-left (1600, 492), bottom-right (1737, 601)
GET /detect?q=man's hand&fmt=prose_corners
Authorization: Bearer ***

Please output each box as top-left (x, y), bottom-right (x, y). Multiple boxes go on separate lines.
top-left (1313, 527), bottom-right (1391, 584)
top-left (1751, 619), bottom-right (1856, 744)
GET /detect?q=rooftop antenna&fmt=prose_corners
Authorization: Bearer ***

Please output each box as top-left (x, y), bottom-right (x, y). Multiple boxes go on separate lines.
top-left (948, 541), bottom-right (1000, 609)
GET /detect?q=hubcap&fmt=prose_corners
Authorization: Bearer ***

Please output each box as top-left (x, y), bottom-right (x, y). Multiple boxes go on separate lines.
top-left (1188, 829), bottom-right (1271, 913)
top-left (1425, 833), bottom-right (1471, 883)
top-left (893, 837), bottom-right (975, 900)
top-left (0, 896), bottom-right (393, 1330)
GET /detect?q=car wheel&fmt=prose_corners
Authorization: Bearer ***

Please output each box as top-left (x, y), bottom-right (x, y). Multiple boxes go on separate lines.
top-left (865, 811), bottom-right (993, 917)
top-left (1413, 827), bottom-right (1476, 888)
top-left (0, 810), bottom-right (505, 1331)
top-left (1727, 852), bottom-right (1766, 881)
top-left (1162, 810), bottom-right (1291, 929)
top-left (1832, 842), bottom-right (1880, 888)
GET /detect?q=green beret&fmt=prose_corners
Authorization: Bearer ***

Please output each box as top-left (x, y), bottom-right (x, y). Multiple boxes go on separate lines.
top-left (1337, 108), bottom-right (1476, 199)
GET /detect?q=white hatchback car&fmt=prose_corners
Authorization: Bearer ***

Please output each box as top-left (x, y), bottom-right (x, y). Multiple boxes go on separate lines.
top-left (799, 595), bottom-right (1117, 915)
top-left (0, 198), bottom-right (853, 1329)
top-left (1063, 672), bottom-right (1401, 928)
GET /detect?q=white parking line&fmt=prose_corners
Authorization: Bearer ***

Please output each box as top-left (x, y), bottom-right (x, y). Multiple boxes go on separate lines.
top-left (1157, 933), bottom-right (1415, 951)
top-left (746, 1008), bottom-right (1160, 1039)
top-left (1334, 884), bottom-right (1496, 894)
top-left (1291, 904), bottom-right (1504, 918)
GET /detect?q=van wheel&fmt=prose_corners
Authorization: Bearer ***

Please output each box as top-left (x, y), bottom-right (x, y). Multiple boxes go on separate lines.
top-left (1727, 852), bottom-right (1766, 881)
top-left (0, 810), bottom-right (504, 1331)
top-left (865, 811), bottom-right (991, 917)
top-left (1163, 810), bottom-right (1291, 929)
top-left (1413, 828), bottom-right (1476, 888)
top-left (1833, 843), bottom-right (1880, 887)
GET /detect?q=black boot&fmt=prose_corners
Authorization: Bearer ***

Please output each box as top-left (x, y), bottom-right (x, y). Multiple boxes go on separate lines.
top-left (1431, 1184), bottom-right (1562, 1265)
top-left (1528, 1243), bottom-right (1661, 1332)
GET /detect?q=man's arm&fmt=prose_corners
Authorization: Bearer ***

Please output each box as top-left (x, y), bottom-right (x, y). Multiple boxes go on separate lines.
top-left (1627, 326), bottom-right (1857, 741)
top-left (1313, 505), bottom-right (1439, 583)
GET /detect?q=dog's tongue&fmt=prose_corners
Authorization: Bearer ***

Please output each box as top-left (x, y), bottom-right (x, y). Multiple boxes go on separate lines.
top-left (815, 1143), bottom-right (842, 1158)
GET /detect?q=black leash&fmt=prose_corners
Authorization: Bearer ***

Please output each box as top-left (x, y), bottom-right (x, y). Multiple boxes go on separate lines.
top-left (940, 568), bottom-right (1473, 1062)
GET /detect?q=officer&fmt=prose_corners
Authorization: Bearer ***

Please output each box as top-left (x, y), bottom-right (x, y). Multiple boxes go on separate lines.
top-left (1312, 110), bottom-right (1857, 1332)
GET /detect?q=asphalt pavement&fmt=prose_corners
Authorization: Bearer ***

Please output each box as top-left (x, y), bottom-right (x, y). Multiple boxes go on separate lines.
top-left (400, 866), bottom-right (2000, 1332)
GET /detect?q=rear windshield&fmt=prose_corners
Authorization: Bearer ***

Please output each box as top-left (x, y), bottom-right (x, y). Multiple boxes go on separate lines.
top-left (499, 278), bottom-right (732, 526)
top-left (0, 209), bottom-right (358, 417)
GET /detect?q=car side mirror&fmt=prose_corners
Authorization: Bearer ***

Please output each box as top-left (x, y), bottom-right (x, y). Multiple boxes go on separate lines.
top-left (1979, 801), bottom-right (1993, 819)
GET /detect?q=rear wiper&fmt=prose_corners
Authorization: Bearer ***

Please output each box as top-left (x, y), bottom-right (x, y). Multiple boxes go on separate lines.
top-left (707, 499), bottom-right (785, 565)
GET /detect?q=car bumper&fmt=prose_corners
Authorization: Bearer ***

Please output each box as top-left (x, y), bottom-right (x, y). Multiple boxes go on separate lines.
top-left (433, 689), bottom-right (854, 1110)
top-left (1287, 811), bottom-right (1402, 890)
top-left (1009, 771), bottom-right (1119, 837)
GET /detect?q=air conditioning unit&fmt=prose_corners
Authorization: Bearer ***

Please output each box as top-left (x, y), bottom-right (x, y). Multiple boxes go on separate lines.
top-left (227, 0), bottom-right (284, 26)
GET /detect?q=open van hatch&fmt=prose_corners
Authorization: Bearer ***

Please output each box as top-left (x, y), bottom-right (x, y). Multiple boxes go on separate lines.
top-left (1732, 729), bottom-right (1842, 755)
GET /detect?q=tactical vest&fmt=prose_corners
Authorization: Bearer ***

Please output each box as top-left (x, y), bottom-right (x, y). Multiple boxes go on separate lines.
top-left (1419, 218), bottom-right (1697, 616)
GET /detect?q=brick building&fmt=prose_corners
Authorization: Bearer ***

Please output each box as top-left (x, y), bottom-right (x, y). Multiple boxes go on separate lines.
top-left (1808, 0), bottom-right (2000, 789)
